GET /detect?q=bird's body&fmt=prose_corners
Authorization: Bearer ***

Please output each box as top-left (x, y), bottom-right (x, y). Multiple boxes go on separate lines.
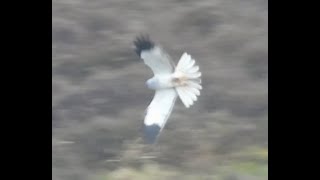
top-left (146, 74), bottom-right (175, 90)
top-left (134, 35), bottom-right (202, 144)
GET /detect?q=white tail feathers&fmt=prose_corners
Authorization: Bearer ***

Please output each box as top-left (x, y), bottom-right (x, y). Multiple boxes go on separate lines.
top-left (174, 52), bottom-right (202, 108)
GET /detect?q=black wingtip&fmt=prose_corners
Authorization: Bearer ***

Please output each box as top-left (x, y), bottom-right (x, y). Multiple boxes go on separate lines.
top-left (143, 124), bottom-right (161, 144)
top-left (133, 34), bottom-right (155, 56)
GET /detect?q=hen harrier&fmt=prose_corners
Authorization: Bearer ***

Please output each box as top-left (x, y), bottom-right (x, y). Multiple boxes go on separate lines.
top-left (134, 35), bottom-right (202, 144)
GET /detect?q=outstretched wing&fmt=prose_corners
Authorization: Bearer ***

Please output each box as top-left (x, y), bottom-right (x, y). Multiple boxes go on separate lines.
top-left (134, 35), bottom-right (174, 75)
top-left (144, 88), bottom-right (177, 144)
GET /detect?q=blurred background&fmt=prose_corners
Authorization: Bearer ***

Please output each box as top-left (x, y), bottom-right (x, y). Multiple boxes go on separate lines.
top-left (52, 0), bottom-right (268, 179)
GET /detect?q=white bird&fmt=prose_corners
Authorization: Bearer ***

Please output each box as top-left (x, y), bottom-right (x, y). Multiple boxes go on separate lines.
top-left (134, 35), bottom-right (202, 144)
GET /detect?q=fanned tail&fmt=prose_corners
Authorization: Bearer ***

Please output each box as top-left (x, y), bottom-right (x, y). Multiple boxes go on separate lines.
top-left (174, 52), bottom-right (202, 108)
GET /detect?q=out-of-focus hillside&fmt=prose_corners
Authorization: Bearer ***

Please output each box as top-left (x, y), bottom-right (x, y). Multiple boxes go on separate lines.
top-left (52, 0), bottom-right (268, 179)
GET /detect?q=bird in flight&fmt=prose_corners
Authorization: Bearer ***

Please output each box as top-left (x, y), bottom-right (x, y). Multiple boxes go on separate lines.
top-left (134, 35), bottom-right (202, 144)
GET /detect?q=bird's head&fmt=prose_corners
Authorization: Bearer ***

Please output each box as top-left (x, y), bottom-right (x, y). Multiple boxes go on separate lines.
top-left (146, 77), bottom-right (158, 90)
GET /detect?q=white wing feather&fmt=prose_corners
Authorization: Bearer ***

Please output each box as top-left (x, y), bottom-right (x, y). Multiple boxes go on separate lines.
top-left (145, 88), bottom-right (177, 128)
top-left (140, 47), bottom-right (174, 75)
top-left (144, 88), bottom-right (177, 143)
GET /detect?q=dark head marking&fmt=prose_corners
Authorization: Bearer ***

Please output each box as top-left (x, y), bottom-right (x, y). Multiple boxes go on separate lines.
top-left (133, 34), bottom-right (155, 56)
top-left (143, 124), bottom-right (161, 144)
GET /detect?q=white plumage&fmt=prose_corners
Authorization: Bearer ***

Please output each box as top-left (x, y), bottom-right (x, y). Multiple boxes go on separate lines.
top-left (134, 35), bottom-right (202, 144)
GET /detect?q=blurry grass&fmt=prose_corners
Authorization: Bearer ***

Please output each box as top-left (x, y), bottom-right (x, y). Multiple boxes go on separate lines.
top-left (96, 162), bottom-right (267, 180)
top-left (95, 164), bottom-right (178, 180)
top-left (218, 161), bottom-right (267, 179)
top-left (218, 146), bottom-right (268, 179)
top-left (230, 162), bottom-right (267, 177)
top-left (229, 146), bottom-right (268, 162)
top-left (94, 146), bottom-right (268, 180)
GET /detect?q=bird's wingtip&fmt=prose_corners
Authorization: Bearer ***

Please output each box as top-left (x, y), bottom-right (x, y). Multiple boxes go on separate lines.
top-left (143, 123), bottom-right (161, 144)
top-left (134, 34), bottom-right (155, 56)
